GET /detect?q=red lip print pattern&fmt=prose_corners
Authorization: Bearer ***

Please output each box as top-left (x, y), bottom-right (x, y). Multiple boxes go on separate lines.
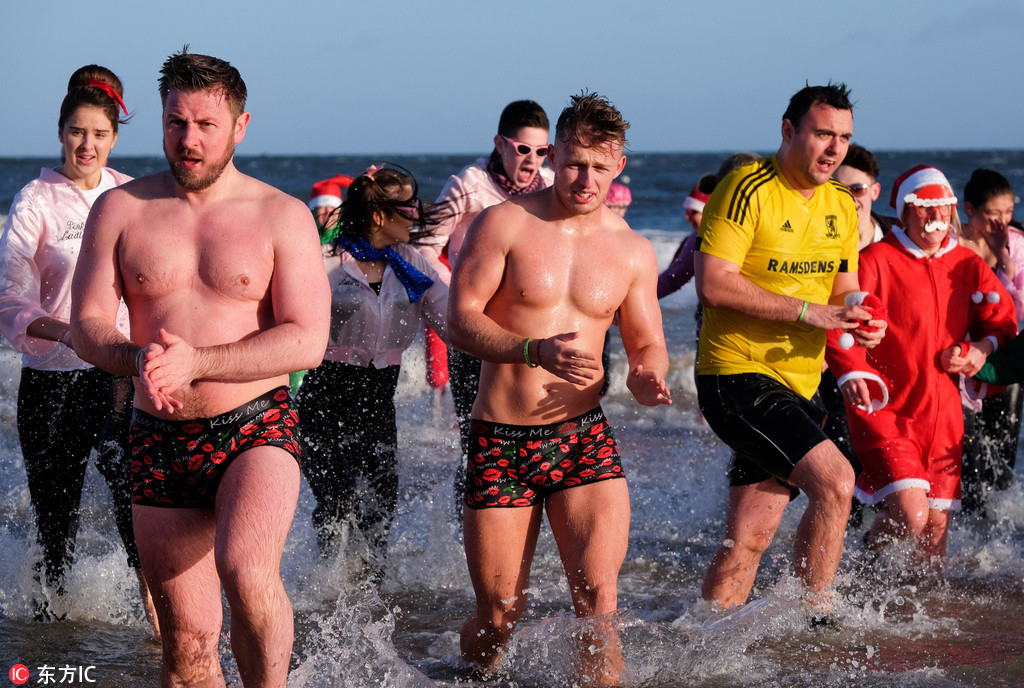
top-left (129, 386), bottom-right (302, 508)
top-left (464, 408), bottom-right (624, 508)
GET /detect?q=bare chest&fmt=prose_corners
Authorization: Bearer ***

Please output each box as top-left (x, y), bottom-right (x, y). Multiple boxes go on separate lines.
top-left (119, 205), bottom-right (274, 303)
top-left (503, 232), bottom-right (628, 318)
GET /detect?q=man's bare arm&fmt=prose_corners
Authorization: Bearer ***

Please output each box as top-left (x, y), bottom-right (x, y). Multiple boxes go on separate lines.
top-left (448, 205), bottom-right (533, 362)
top-left (71, 190), bottom-right (144, 377)
top-left (617, 238), bottom-right (671, 405)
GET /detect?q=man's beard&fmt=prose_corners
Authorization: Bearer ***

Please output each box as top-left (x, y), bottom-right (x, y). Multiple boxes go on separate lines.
top-left (165, 140), bottom-right (235, 192)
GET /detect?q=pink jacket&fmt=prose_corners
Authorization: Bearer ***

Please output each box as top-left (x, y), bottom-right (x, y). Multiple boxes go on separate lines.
top-left (995, 226), bottom-right (1024, 328)
top-left (419, 158), bottom-right (553, 283)
top-left (0, 167), bottom-right (131, 371)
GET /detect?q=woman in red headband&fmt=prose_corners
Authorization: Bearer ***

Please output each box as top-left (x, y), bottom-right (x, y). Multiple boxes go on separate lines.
top-left (0, 65), bottom-right (156, 631)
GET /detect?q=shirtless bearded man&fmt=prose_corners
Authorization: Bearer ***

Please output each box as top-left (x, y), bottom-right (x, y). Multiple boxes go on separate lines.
top-left (71, 50), bottom-right (330, 687)
top-left (448, 92), bottom-right (671, 683)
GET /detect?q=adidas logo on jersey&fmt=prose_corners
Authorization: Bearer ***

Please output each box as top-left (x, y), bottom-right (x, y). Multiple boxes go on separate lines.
top-left (780, 220), bottom-right (794, 233)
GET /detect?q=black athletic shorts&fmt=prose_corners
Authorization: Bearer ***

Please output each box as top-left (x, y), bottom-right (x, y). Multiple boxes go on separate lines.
top-left (697, 373), bottom-right (829, 492)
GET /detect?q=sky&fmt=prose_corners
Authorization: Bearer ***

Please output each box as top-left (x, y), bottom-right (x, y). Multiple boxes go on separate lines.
top-left (3, 0), bottom-right (1023, 157)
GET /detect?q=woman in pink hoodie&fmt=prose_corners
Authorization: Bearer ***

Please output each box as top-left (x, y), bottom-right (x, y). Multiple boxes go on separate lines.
top-left (0, 65), bottom-right (154, 626)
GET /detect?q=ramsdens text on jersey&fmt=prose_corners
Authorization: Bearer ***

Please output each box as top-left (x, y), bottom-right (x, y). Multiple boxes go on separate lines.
top-left (765, 258), bottom-right (837, 274)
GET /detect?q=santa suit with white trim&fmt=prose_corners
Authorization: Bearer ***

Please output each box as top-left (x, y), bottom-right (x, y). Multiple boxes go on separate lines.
top-left (826, 167), bottom-right (1017, 511)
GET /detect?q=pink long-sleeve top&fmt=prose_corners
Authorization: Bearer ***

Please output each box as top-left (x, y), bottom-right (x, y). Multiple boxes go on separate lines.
top-left (418, 158), bottom-right (554, 283)
top-left (0, 167), bottom-right (131, 371)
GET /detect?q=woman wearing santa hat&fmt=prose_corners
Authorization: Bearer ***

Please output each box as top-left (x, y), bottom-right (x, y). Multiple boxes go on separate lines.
top-left (827, 165), bottom-right (1017, 568)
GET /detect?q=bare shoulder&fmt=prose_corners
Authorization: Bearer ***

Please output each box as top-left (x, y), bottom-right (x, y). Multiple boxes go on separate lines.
top-left (237, 173), bottom-right (318, 238)
top-left (86, 174), bottom-right (170, 234)
top-left (96, 173), bottom-right (169, 208)
top-left (244, 174), bottom-right (308, 214)
top-left (478, 193), bottom-right (533, 226)
top-left (465, 194), bottom-right (536, 247)
top-left (607, 212), bottom-right (658, 265)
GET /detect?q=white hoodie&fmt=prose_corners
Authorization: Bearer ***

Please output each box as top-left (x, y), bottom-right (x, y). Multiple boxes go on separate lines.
top-left (0, 167), bottom-right (131, 371)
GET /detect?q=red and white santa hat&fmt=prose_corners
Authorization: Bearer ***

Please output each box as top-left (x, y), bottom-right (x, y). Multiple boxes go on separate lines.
top-left (683, 183), bottom-right (710, 213)
top-left (889, 165), bottom-right (957, 220)
top-left (308, 174), bottom-right (355, 210)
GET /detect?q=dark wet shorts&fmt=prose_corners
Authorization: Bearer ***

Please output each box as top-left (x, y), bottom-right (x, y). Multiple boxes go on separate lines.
top-left (464, 407), bottom-right (624, 509)
top-left (697, 373), bottom-right (828, 494)
top-left (129, 386), bottom-right (301, 508)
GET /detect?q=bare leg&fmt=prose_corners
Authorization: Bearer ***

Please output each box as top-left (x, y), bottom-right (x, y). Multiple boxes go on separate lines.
top-left (868, 487), bottom-right (930, 548)
top-left (786, 440), bottom-right (855, 604)
top-left (701, 480), bottom-right (791, 608)
top-left (215, 448), bottom-right (300, 688)
top-left (133, 505), bottom-right (225, 688)
top-left (460, 504), bottom-right (543, 671)
top-left (546, 479), bottom-right (630, 685)
top-left (869, 488), bottom-right (950, 567)
top-left (920, 508), bottom-right (951, 563)
top-left (135, 568), bottom-right (161, 640)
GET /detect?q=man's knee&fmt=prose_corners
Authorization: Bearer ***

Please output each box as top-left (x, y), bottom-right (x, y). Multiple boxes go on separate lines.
top-left (880, 498), bottom-right (930, 537)
top-left (217, 552), bottom-right (283, 613)
top-left (793, 442), bottom-right (855, 506)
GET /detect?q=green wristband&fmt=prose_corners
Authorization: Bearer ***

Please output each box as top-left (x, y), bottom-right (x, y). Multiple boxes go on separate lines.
top-left (797, 300), bottom-right (809, 323)
top-left (523, 337), bottom-right (539, 368)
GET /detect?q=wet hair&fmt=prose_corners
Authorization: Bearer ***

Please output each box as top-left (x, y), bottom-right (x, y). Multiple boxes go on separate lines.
top-left (782, 82), bottom-right (853, 130)
top-left (840, 143), bottom-right (879, 180)
top-left (59, 65), bottom-right (129, 133)
top-left (328, 164), bottom-right (447, 251)
top-left (963, 168), bottom-right (1014, 209)
top-left (555, 91), bottom-right (629, 150)
top-left (715, 152), bottom-right (759, 181)
top-left (497, 100), bottom-right (549, 138)
top-left (158, 46), bottom-right (247, 119)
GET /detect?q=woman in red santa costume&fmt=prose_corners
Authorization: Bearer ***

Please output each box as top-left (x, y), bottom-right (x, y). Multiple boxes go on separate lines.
top-left (827, 165), bottom-right (1017, 567)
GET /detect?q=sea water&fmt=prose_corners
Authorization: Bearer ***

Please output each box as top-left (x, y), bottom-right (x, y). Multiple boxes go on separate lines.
top-left (1, 152), bottom-right (1023, 687)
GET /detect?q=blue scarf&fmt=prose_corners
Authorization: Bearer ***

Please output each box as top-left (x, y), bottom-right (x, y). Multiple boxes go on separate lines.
top-left (336, 234), bottom-right (434, 303)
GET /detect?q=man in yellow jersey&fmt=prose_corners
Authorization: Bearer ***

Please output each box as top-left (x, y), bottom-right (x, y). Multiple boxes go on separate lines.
top-left (694, 83), bottom-right (886, 614)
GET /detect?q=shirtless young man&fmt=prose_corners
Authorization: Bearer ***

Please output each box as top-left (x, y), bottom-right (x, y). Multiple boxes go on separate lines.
top-left (448, 92), bottom-right (671, 683)
top-left (422, 100), bottom-right (554, 518)
top-left (70, 50), bottom-right (330, 687)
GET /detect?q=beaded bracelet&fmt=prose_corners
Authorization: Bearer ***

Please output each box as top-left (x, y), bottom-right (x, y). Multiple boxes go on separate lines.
top-left (523, 337), bottom-right (539, 368)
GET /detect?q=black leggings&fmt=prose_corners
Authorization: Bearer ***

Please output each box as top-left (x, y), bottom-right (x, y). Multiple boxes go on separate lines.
top-left (296, 361), bottom-right (400, 562)
top-left (17, 367), bottom-right (138, 589)
top-left (447, 347), bottom-right (481, 521)
top-left (962, 383), bottom-right (1023, 513)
